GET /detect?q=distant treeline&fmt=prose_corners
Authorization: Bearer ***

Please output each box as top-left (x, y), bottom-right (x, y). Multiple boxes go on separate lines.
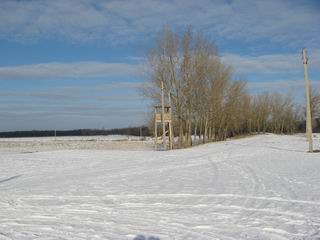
top-left (0, 126), bottom-right (150, 138)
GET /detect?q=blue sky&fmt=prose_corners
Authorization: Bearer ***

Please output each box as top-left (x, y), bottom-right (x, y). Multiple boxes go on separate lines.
top-left (0, 0), bottom-right (319, 131)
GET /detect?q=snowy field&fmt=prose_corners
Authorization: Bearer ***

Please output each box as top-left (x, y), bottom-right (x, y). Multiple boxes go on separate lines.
top-left (0, 135), bottom-right (153, 153)
top-left (0, 134), bottom-right (320, 240)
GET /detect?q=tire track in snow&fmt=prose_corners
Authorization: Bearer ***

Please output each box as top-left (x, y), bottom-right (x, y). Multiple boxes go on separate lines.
top-left (219, 150), bottom-right (317, 238)
top-left (251, 166), bottom-right (301, 215)
top-left (223, 160), bottom-right (278, 227)
top-left (205, 147), bottom-right (307, 236)
top-left (206, 155), bottom-right (221, 193)
top-left (0, 232), bottom-right (11, 240)
top-left (207, 147), bottom-right (272, 227)
top-left (241, 164), bottom-right (261, 208)
top-left (240, 165), bottom-right (273, 222)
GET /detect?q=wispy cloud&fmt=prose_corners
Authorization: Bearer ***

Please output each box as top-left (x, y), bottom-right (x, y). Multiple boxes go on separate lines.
top-left (222, 50), bottom-right (320, 75)
top-left (222, 53), bottom-right (300, 74)
top-left (0, 61), bottom-right (141, 80)
top-left (249, 79), bottom-right (309, 89)
top-left (1, 50), bottom-right (318, 80)
top-left (0, 83), bottom-right (149, 130)
top-left (0, 82), bottom-right (145, 102)
top-left (0, 0), bottom-right (318, 46)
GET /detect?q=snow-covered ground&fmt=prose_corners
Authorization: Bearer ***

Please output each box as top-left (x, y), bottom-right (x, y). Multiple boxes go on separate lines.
top-left (0, 135), bottom-right (153, 153)
top-left (0, 134), bottom-right (319, 240)
top-left (0, 135), bottom-right (147, 142)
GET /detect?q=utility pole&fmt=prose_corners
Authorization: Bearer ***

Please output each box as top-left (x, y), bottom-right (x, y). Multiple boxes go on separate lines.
top-left (161, 80), bottom-right (166, 149)
top-left (302, 48), bottom-right (313, 152)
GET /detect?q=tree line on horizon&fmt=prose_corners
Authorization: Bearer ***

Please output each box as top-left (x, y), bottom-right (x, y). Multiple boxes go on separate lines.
top-left (143, 26), bottom-right (320, 148)
top-left (0, 127), bottom-right (150, 138)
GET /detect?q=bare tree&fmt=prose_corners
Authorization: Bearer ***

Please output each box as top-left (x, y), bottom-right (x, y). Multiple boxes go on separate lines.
top-left (143, 26), bottom-right (302, 148)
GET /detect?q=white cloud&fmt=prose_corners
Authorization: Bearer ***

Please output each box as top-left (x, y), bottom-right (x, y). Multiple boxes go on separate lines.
top-left (0, 0), bottom-right (319, 46)
top-left (0, 61), bottom-right (141, 80)
top-left (248, 79), bottom-right (300, 90)
top-left (221, 50), bottom-right (320, 75)
top-left (1, 50), bottom-right (318, 82)
top-left (247, 79), bottom-right (320, 95)
top-left (222, 53), bottom-right (300, 74)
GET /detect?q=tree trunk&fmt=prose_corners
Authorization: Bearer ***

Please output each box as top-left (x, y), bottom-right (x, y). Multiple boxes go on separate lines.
top-left (194, 122), bottom-right (198, 145)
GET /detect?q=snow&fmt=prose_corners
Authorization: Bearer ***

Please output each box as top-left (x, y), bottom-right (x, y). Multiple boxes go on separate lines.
top-left (0, 134), bottom-right (319, 239)
top-left (0, 135), bottom-right (147, 142)
top-left (0, 135), bottom-right (153, 153)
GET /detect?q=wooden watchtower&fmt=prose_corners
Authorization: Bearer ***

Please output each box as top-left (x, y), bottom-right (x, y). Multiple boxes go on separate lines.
top-left (154, 105), bottom-right (173, 150)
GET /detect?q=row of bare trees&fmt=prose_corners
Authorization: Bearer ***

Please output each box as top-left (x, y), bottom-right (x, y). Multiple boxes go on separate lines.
top-left (143, 27), bottom-right (308, 147)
